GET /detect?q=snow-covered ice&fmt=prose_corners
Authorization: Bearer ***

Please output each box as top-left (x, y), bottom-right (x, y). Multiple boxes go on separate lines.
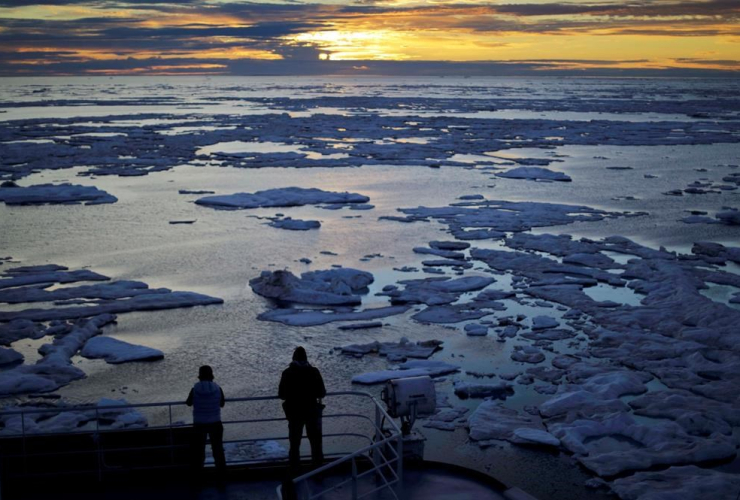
top-left (196, 187), bottom-right (369, 210)
top-left (496, 167), bottom-right (572, 182)
top-left (250, 268), bottom-right (373, 306)
top-left (80, 336), bottom-right (164, 364)
top-left (0, 183), bottom-right (117, 205)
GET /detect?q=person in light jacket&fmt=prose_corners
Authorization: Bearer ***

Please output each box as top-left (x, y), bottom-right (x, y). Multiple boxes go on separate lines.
top-left (186, 365), bottom-right (226, 473)
top-left (279, 347), bottom-right (326, 469)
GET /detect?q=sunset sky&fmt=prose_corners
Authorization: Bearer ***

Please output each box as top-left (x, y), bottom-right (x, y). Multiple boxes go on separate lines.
top-left (0, 0), bottom-right (738, 76)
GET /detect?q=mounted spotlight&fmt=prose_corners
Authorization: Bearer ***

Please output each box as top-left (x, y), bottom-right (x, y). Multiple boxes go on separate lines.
top-left (381, 375), bottom-right (436, 436)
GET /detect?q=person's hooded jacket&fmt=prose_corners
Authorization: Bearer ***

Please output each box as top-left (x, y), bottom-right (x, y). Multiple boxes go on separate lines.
top-left (279, 360), bottom-right (326, 418)
top-left (187, 380), bottom-right (225, 424)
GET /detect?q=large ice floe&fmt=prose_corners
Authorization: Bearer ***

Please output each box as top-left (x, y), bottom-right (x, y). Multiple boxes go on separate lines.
top-left (250, 268), bottom-right (373, 306)
top-left (381, 198), bottom-right (644, 240)
top-left (0, 264), bottom-right (223, 395)
top-left (0, 183), bottom-right (117, 205)
top-left (352, 359), bottom-right (460, 384)
top-left (80, 336), bottom-right (164, 364)
top-left (339, 337), bottom-right (442, 361)
top-left (195, 187), bottom-right (369, 210)
top-left (495, 167), bottom-right (572, 182)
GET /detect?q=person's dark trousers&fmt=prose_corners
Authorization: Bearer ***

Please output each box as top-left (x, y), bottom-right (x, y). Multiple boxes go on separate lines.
top-left (288, 411), bottom-right (323, 469)
top-left (192, 422), bottom-right (227, 472)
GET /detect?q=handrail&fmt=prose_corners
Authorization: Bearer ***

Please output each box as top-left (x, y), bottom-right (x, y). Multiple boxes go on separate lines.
top-left (0, 391), bottom-right (405, 500)
top-left (290, 395), bottom-right (404, 500)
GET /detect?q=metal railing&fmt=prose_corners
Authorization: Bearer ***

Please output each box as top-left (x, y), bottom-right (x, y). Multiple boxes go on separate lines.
top-left (290, 399), bottom-right (403, 500)
top-left (0, 391), bottom-right (403, 500)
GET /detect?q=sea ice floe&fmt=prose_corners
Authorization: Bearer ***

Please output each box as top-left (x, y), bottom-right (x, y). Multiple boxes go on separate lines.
top-left (467, 401), bottom-right (555, 446)
top-left (0, 314), bottom-right (116, 396)
top-left (411, 301), bottom-right (505, 324)
top-left (0, 346), bottom-right (23, 365)
top-left (249, 268), bottom-right (373, 306)
top-left (609, 465), bottom-right (740, 500)
top-left (547, 411), bottom-right (736, 477)
top-left (0, 290), bottom-right (223, 322)
top-left (380, 276), bottom-right (495, 307)
top-left (430, 241), bottom-right (471, 251)
top-left (0, 265), bottom-right (224, 396)
top-left (0, 280), bottom-right (166, 304)
top-left (690, 241), bottom-right (740, 264)
top-left (258, 305), bottom-right (410, 326)
top-left (495, 167), bottom-right (572, 182)
top-left (511, 428), bottom-right (561, 447)
top-left (413, 247), bottom-right (465, 259)
top-left (267, 217), bottom-right (321, 231)
top-left (0, 398), bottom-right (147, 436)
top-left (0, 265), bottom-right (222, 323)
top-left (0, 183), bottom-right (117, 205)
top-left (715, 207), bottom-right (740, 225)
top-left (339, 337), bottom-right (442, 361)
top-left (0, 265), bottom-right (108, 290)
top-left (195, 187), bottom-right (369, 210)
top-left (385, 200), bottom-right (641, 240)
top-left (80, 336), bottom-right (164, 364)
top-left (179, 189), bottom-right (215, 195)
top-left (337, 321), bottom-right (383, 330)
top-left (351, 360), bottom-right (460, 385)
top-left (422, 406), bottom-right (469, 431)
top-left (464, 323), bottom-right (488, 336)
top-left (531, 315), bottom-right (560, 330)
top-left (453, 381), bottom-right (513, 399)
top-left (627, 389), bottom-right (739, 436)
top-left (511, 345), bottom-right (545, 364)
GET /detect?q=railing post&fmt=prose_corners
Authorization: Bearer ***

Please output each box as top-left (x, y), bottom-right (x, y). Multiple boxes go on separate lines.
top-left (373, 405), bottom-right (381, 477)
top-left (95, 408), bottom-right (102, 482)
top-left (395, 433), bottom-right (403, 498)
top-left (20, 413), bottom-right (26, 479)
top-left (351, 457), bottom-right (358, 500)
top-left (168, 404), bottom-right (175, 467)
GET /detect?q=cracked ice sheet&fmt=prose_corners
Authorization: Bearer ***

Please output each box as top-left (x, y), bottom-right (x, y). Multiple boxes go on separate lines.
top-left (2, 90), bottom-right (740, 182)
top-left (0, 264), bottom-right (224, 395)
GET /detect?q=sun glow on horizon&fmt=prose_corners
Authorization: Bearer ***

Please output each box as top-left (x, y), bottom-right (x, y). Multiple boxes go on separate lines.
top-left (0, 0), bottom-right (738, 75)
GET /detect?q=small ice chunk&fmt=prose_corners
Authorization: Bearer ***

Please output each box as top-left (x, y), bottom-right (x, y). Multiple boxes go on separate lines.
top-left (0, 347), bottom-right (23, 365)
top-left (268, 217), bottom-right (321, 231)
top-left (511, 428), bottom-right (560, 447)
top-left (531, 316), bottom-right (560, 330)
top-left (453, 381), bottom-right (513, 399)
top-left (464, 324), bottom-right (488, 336)
top-left (511, 345), bottom-right (545, 364)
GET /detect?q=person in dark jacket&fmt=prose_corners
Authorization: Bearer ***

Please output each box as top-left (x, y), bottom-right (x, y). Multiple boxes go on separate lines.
top-left (279, 346), bottom-right (326, 469)
top-left (186, 365), bottom-right (226, 473)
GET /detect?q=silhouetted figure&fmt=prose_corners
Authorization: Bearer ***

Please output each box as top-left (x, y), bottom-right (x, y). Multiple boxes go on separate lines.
top-left (186, 365), bottom-right (226, 475)
top-left (279, 346), bottom-right (326, 469)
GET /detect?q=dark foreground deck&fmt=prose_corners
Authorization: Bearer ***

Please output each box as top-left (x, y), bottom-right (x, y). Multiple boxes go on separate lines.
top-left (4, 460), bottom-right (519, 500)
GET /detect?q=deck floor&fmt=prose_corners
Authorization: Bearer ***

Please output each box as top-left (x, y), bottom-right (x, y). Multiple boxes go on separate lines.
top-left (6, 462), bottom-right (507, 500)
